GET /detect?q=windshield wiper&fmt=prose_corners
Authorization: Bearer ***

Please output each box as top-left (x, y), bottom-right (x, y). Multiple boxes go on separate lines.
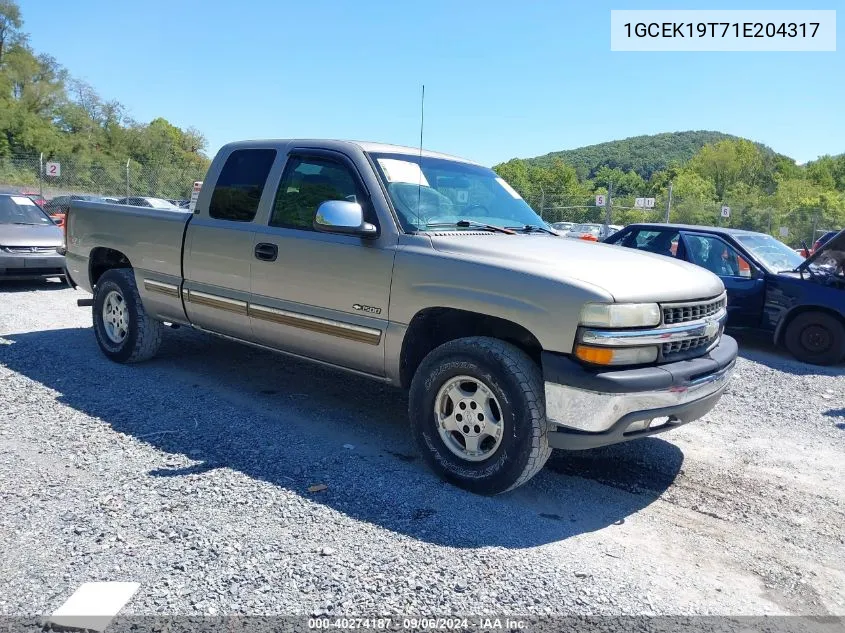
top-left (505, 224), bottom-right (557, 235)
top-left (424, 220), bottom-right (516, 235)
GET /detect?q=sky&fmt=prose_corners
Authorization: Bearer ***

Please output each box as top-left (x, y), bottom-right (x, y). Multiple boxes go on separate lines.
top-left (20, 0), bottom-right (844, 167)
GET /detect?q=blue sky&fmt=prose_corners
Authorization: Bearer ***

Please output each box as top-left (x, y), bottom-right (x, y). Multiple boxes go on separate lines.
top-left (20, 0), bottom-right (843, 166)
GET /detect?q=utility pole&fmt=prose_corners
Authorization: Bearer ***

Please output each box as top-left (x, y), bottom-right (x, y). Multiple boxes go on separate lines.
top-left (125, 158), bottom-right (131, 200)
top-left (39, 153), bottom-right (44, 203)
top-left (811, 209), bottom-right (818, 247)
top-left (539, 186), bottom-right (545, 220)
top-left (665, 181), bottom-right (673, 223)
top-left (604, 181), bottom-right (613, 228)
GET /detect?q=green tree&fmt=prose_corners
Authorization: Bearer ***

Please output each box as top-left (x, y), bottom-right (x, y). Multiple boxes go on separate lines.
top-left (0, 0), bottom-right (23, 65)
top-left (687, 139), bottom-right (766, 199)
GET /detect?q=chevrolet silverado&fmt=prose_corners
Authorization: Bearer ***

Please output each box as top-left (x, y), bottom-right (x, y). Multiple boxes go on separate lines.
top-left (62, 139), bottom-right (738, 494)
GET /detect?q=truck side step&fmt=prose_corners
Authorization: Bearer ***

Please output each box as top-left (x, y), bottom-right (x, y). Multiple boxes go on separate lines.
top-left (77, 298), bottom-right (94, 307)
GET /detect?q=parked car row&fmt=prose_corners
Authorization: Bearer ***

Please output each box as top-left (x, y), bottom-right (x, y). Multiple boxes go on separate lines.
top-left (42, 195), bottom-right (183, 226)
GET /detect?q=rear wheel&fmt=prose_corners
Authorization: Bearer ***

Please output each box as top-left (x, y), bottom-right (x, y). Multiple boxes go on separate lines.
top-left (92, 268), bottom-right (163, 363)
top-left (409, 337), bottom-right (551, 495)
top-left (784, 311), bottom-right (845, 366)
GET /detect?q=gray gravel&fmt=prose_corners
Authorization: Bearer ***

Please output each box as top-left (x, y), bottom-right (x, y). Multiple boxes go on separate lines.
top-left (0, 280), bottom-right (843, 618)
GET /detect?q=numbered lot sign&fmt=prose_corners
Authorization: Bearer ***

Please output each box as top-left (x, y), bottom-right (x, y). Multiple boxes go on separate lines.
top-left (45, 162), bottom-right (61, 177)
top-left (595, 194), bottom-right (606, 206)
top-left (720, 206), bottom-right (731, 218)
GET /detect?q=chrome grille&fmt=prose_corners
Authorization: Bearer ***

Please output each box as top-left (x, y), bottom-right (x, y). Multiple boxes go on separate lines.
top-left (662, 333), bottom-right (718, 357)
top-left (2, 246), bottom-right (58, 254)
top-left (662, 295), bottom-right (726, 325)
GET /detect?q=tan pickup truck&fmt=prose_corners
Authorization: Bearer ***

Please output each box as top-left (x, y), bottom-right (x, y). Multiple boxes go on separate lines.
top-left (62, 139), bottom-right (737, 494)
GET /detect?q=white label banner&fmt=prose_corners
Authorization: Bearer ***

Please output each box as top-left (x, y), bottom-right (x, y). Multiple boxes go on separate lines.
top-left (611, 10), bottom-right (836, 52)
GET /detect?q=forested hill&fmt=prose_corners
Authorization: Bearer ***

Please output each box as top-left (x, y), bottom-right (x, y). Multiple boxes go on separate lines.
top-left (525, 131), bottom-right (757, 180)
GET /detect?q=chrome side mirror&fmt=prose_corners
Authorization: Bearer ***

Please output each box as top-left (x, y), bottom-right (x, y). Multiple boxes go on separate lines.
top-left (314, 200), bottom-right (377, 237)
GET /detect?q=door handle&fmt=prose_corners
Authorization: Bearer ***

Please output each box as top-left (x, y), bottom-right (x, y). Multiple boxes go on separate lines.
top-left (254, 242), bottom-right (278, 262)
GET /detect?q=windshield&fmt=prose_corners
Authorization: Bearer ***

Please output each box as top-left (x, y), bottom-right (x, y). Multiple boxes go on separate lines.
top-left (369, 153), bottom-right (543, 232)
top-left (0, 196), bottom-right (53, 225)
top-left (735, 233), bottom-right (805, 272)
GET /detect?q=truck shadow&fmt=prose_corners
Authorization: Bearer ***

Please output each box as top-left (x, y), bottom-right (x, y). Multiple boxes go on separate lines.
top-left (1, 326), bottom-right (683, 549)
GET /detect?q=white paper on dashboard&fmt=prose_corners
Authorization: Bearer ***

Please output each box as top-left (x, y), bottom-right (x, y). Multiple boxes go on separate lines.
top-left (11, 196), bottom-right (37, 206)
top-left (378, 159), bottom-right (430, 187)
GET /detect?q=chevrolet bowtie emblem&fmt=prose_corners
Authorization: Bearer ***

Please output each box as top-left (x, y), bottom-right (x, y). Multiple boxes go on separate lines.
top-left (704, 319), bottom-right (720, 337)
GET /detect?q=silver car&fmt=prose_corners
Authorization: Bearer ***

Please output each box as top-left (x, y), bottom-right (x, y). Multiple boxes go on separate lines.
top-left (0, 194), bottom-right (66, 281)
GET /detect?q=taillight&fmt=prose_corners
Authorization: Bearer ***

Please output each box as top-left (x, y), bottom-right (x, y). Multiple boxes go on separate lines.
top-left (61, 211), bottom-right (68, 249)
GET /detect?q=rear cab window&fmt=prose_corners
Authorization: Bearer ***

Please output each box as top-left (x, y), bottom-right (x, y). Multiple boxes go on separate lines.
top-left (209, 149), bottom-right (277, 222)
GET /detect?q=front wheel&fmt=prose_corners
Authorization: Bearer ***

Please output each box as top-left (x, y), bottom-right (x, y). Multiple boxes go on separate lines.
top-left (409, 337), bottom-right (551, 495)
top-left (92, 268), bottom-right (163, 363)
top-left (784, 311), bottom-right (845, 366)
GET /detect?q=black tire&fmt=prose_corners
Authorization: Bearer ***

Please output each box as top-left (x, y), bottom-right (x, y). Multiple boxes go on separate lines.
top-left (92, 268), bottom-right (163, 363)
top-left (409, 336), bottom-right (551, 495)
top-left (784, 311), bottom-right (845, 366)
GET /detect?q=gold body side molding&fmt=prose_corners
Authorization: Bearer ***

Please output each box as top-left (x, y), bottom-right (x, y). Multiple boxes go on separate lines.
top-left (249, 304), bottom-right (382, 346)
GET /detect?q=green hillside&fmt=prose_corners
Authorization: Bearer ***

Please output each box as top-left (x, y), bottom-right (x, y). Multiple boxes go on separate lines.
top-left (525, 131), bottom-right (761, 180)
top-left (493, 133), bottom-right (844, 245)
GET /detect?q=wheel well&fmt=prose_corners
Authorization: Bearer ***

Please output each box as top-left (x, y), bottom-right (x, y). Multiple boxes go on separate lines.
top-left (776, 305), bottom-right (845, 345)
top-left (399, 307), bottom-right (543, 388)
top-left (89, 247), bottom-right (132, 286)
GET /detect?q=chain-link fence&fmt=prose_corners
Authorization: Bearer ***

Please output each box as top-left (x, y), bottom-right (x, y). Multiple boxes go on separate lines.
top-left (523, 192), bottom-right (836, 248)
top-left (0, 154), bottom-right (208, 203)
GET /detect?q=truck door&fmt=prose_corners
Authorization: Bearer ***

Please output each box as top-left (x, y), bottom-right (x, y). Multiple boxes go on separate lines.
top-left (183, 147), bottom-right (278, 339)
top-left (248, 150), bottom-right (396, 377)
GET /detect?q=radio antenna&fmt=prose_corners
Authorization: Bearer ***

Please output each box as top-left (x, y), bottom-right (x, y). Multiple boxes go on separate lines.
top-left (416, 84), bottom-right (425, 229)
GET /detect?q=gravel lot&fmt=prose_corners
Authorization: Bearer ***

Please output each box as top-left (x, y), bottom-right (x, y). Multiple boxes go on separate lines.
top-left (0, 280), bottom-right (843, 619)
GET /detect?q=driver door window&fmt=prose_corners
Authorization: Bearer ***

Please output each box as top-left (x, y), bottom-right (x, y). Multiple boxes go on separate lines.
top-left (684, 235), bottom-right (752, 278)
top-left (270, 157), bottom-right (363, 230)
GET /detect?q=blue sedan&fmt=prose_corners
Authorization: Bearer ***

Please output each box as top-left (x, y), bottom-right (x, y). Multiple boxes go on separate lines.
top-left (605, 223), bottom-right (845, 365)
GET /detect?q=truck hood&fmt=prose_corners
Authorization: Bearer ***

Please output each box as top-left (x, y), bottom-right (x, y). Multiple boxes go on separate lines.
top-left (0, 222), bottom-right (62, 247)
top-left (429, 233), bottom-right (725, 302)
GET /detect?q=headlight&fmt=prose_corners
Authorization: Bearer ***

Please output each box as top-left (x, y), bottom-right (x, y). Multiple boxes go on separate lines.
top-left (580, 302), bottom-right (661, 328)
top-left (574, 345), bottom-right (659, 366)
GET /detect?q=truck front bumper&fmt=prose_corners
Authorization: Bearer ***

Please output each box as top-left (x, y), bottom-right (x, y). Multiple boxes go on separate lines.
top-left (543, 335), bottom-right (737, 450)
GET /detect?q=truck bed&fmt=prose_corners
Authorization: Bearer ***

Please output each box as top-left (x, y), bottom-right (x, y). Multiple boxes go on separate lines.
top-left (65, 201), bottom-right (192, 294)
